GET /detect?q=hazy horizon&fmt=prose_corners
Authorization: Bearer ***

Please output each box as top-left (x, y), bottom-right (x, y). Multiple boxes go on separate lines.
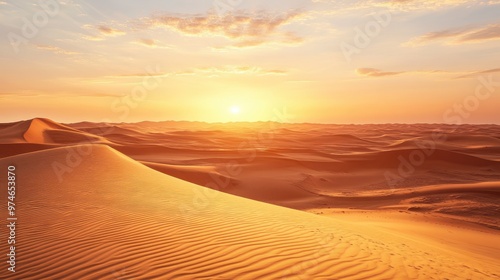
top-left (3, 117), bottom-right (500, 126)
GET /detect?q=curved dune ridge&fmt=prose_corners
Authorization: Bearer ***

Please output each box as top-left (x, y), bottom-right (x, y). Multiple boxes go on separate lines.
top-left (0, 118), bottom-right (109, 145)
top-left (0, 145), bottom-right (498, 279)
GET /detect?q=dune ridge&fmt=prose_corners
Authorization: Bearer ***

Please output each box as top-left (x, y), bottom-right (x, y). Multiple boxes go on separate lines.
top-left (0, 118), bottom-right (108, 145)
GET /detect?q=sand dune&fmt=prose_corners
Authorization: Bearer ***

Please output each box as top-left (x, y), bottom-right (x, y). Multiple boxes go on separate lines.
top-left (1, 145), bottom-right (499, 279)
top-left (1, 119), bottom-right (499, 279)
top-left (0, 120), bottom-right (32, 144)
top-left (0, 118), bottom-right (108, 145)
top-left (3, 119), bottom-right (498, 224)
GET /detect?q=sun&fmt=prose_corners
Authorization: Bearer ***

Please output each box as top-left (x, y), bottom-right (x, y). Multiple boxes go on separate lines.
top-left (230, 105), bottom-right (240, 115)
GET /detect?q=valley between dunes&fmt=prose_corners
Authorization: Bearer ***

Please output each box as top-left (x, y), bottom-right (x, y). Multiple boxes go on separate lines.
top-left (0, 118), bottom-right (499, 279)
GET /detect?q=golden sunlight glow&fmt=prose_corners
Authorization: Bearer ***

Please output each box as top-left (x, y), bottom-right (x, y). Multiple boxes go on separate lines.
top-left (230, 105), bottom-right (241, 115)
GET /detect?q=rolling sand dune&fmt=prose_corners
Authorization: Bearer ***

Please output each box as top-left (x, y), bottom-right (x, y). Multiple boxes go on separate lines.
top-left (0, 119), bottom-right (499, 279)
top-left (0, 145), bottom-right (499, 279)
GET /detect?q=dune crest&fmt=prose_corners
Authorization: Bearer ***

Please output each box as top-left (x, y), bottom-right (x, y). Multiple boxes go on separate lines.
top-left (0, 118), bottom-right (109, 145)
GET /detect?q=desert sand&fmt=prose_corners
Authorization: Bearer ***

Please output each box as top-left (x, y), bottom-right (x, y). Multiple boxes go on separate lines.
top-left (0, 118), bottom-right (499, 279)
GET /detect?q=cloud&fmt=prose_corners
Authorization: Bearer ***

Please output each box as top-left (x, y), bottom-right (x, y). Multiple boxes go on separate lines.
top-left (139, 11), bottom-right (300, 38)
top-left (372, 0), bottom-right (472, 11)
top-left (133, 38), bottom-right (172, 49)
top-left (312, 0), bottom-right (499, 12)
top-left (455, 68), bottom-right (500, 78)
top-left (230, 38), bottom-right (267, 48)
top-left (406, 23), bottom-right (500, 46)
top-left (175, 65), bottom-right (288, 77)
top-left (35, 45), bottom-right (79, 55)
top-left (356, 67), bottom-right (500, 79)
top-left (97, 25), bottom-right (125, 36)
top-left (137, 38), bottom-right (156, 47)
top-left (82, 35), bottom-right (105, 41)
top-left (457, 24), bottom-right (500, 42)
top-left (355, 68), bottom-right (448, 77)
top-left (101, 65), bottom-right (287, 80)
top-left (0, 91), bottom-right (123, 98)
top-left (80, 11), bottom-right (306, 48)
top-left (131, 38), bottom-right (174, 49)
top-left (356, 68), bottom-right (404, 77)
top-left (82, 24), bottom-right (125, 41)
top-left (104, 72), bottom-right (168, 78)
top-left (218, 32), bottom-right (305, 49)
top-left (0, 91), bottom-right (42, 97)
top-left (134, 11), bottom-right (305, 48)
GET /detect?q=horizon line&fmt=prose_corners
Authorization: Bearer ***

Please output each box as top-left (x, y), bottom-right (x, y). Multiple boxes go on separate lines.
top-left (4, 117), bottom-right (500, 126)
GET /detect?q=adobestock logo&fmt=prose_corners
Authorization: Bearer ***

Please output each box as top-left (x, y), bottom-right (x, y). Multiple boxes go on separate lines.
top-left (213, 0), bottom-right (243, 16)
top-left (51, 64), bottom-right (164, 183)
top-left (444, 75), bottom-right (500, 124)
top-left (178, 107), bottom-right (294, 219)
top-left (385, 74), bottom-right (499, 189)
top-left (340, 9), bottom-right (392, 63)
top-left (7, 0), bottom-right (60, 54)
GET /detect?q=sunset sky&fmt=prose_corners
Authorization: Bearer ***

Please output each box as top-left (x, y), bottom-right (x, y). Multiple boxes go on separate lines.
top-left (1, 0), bottom-right (499, 123)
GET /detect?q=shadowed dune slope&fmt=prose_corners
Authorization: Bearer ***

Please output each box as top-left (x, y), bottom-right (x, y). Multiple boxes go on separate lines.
top-left (140, 161), bottom-right (240, 191)
top-left (0, 145), bottom-right (498, 279)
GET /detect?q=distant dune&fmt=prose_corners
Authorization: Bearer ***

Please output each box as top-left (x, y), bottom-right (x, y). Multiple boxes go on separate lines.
top-left (0, 119), bottom-right (499, 279)
top-left (0, 118), bottom-right (109, 145)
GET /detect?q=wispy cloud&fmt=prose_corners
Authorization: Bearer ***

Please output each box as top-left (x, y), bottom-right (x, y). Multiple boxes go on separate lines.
top-left (103, 72), bottom-right (168, 79)
top-left (136, 38), bottom-right (156, 47)
top-left (35, 45), bottom-right (79, 55)
top-left (356, 68), bottom-right (404, 77)
top-left (133, 38), bottom-right (172, 49)
top-left (82, 24), bottom-right (126, 41)
top-left (406, 23), bottom-right (500, 46)
top-left (99, 65), bottom-right (287, 80)
top-left (356, 67), bottom-right (500, 79)
top-left (355, 68), bottom-right (448, 77)
top-left (0, 91), bottom-right (43, 97)
top-left (455, 68), bottom-right (500, 78)
top-left (181, 66), bottom-right (288, 76)
top-left (312, 0), bottom-right (499, 12)
top-left (133, 11), bottom-right (306, 48)
top-left (217, 32), bottom-right (305, 49)
top-left (0, 91), bottom-right (123, 98)
top-left (370, 0), bottom-right (473, 11)
top-left (137, 12), bottom-right (300, 38)
top-left (97, 25), bottom-right (125, 36)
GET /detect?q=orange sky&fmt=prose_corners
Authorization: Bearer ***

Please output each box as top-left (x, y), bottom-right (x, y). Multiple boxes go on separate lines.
top-left (1, 0), bottom-right (499, 123)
